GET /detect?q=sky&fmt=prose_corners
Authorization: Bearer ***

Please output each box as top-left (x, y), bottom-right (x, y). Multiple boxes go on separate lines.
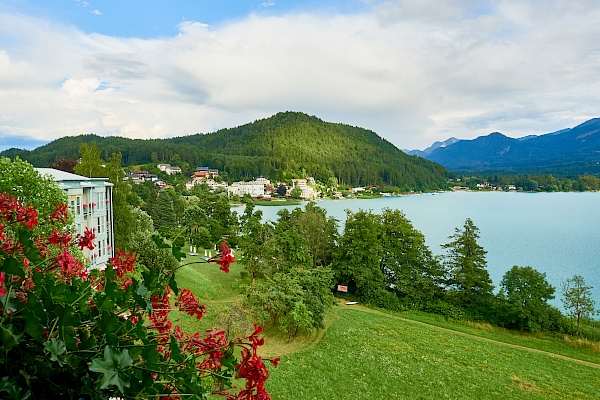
top-left (1, 0), bottom-right (599, 152)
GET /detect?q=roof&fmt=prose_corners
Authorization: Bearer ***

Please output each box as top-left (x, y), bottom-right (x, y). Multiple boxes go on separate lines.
top-left (36, 168), bottom-right (93, 181)
top-left (36, 168), bottom-right (112, 186)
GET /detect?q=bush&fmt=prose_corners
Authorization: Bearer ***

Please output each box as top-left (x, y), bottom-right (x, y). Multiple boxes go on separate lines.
top-left (363, 288), bottom-right (404, 311)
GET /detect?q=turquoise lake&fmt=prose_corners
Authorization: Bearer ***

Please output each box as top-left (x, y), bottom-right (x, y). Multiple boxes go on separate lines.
top-left (255, 191), bottom-right (600, 310)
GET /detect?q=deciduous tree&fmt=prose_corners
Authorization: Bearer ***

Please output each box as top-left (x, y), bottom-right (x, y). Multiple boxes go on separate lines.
top-left (561, 275), bottom-right (595, 335)
top-left (499, 266), bottom-right (555, 332)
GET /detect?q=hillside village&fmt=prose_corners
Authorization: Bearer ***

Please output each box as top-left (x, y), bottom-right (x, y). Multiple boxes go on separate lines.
top-left (126, 163), bottom-right (321, 200)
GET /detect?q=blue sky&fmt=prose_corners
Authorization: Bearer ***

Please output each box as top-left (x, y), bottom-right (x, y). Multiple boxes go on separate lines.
top-left (2, 1), bottom-right (376, 38)
top-left (1, 0), bottom-right (599, 151)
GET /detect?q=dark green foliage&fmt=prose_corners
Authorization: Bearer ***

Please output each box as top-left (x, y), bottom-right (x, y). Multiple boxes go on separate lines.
top-left (151, 191), bottom-right (177, 233)
top-left (442, 218), bottom-right (494, 314)
top-left (289, 202), bottom-right (338, 268)
top-left (380, 209), bottom-right (445, 307)
top-left (498, 266), bottom-right (555, 332)
top-left (334, 209), bottom-right (446, 309)
top-left (3, 112), bottom-right (450, 190)
top-left (334, 210), bottom-right (385, 297)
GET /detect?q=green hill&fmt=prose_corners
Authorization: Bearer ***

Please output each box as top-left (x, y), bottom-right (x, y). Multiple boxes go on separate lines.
top-left (2, 112), bottom-right (449, 190)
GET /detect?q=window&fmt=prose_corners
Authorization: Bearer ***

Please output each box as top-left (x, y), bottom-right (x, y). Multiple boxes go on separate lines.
top-left (97, 191), bottom-right (105, 210)
top-left (75, 196), bottom-right (82, 215)
top-left (97, 217), bottom-right (103, 234)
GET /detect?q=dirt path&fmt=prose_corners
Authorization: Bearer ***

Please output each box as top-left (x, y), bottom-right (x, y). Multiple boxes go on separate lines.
top-left (340, 300), bottom-right (600, 369)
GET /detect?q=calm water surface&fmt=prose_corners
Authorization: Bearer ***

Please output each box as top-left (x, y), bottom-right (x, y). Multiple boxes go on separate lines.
top-left (255, 192), bottom-right (600, 309)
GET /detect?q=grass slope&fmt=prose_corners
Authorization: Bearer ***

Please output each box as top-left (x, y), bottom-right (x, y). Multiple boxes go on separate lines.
top-left (175, 257), bottom-right (600, 400)
top-left (267, 306), bottom-right (600, 400)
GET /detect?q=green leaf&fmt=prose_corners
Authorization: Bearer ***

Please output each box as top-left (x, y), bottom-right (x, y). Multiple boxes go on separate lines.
top-left (169, 335), bottom-right (184, 363)
top-left (3, 256), bottom-right (25, 279)
top-left (171, 245), bottom-right (187, 262)
top-left (151, 234), bottom-right (170, 249)
top-left (135, 281), bottom-right (152, 313)
top-left (23, 313), bottom-right (43, 342)
top-left (44, 338), bottom-right (67, 366)
top-left (89, 346), bottom-right (133, 394)
top-left (0, 325), bottom-right (22, 350)
top-left (168, 273), bottom-right (179, 296)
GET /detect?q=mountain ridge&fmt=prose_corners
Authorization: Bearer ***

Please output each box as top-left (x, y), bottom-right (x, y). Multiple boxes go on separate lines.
top-left (0, 111), bottom-right (449, 190)
top-left (414, 118), bottom-right (600, 175)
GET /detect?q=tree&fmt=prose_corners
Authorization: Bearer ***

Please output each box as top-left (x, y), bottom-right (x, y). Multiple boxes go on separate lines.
top-left (380, 208), bottom-right (445, 307)
top-left (561, 275), bottom-right (595, 335)
top-left (290, 202), bottom-right (338, 267)
top-left (151, 191), bottom-right (178, 233)
top-left (238, 206), bottom-right (274, 285)
top-left (442, 218), bottom-right (494, 312)
top-left (49, 157), bottom-right (78, 173)
top-left (0, 156), bottom-right (68, 236)
top-left (73, 142), bottom-right (104, 178)
top-left (499, 266), bottom-right (555, 332)
top-left (290, 184), bottom-right (302, 199)
top-left (244, 268), bottom-right (334, 341)
top-left (334, 210), bottom-right (384, 297)
top-left (105, 153), bottom-right (140, 249)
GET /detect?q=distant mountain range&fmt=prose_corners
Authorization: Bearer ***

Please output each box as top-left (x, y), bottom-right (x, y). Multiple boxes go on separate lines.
top-left (407, 118), bottom-right (600, 176)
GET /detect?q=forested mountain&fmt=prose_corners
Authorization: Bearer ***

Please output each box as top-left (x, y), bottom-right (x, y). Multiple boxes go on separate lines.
top-left (0, 112), bottom-right (449, 190)
top-left (419, 118), bottom-right (600, 175)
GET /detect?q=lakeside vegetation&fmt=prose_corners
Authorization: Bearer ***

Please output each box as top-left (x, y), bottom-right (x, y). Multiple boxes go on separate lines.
top-left (174, 252), bottom-right (600, 400)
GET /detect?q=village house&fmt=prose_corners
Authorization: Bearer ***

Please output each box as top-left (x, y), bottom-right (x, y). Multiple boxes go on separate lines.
top-left (290, 178), bottom-right (318, 200)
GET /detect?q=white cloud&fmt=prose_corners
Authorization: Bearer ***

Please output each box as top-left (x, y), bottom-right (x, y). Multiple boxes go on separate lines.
top-left (1, 1), bottom-right (600, 150)
top-left (91, 10), bottom-right (102, 16)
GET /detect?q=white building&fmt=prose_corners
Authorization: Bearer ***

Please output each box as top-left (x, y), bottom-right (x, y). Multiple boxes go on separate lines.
top-left (157, 164), bottom-right (182, 175)
top-left (228, 180), bottom-right (266, 197)
top-left (37, 168), bottom-right (115, 269)
top-left (290, 178), bottom-right (318, 200)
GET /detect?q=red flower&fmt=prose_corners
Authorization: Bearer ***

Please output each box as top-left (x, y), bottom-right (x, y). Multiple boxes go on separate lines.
top-left (50, 203), bottom-right (69, 224)
top-left (109, 249), bottom-right (136, 279)
top-left (0, 272), bottom-right (6, 297)
top-left (48, 229), bottom-right (72, 249)
top-left (176, 288), bottom-right (206, 320)
top-left (76, 227), bottom-right (96, 250)
top-left (270, 358), bottom-right (280, 367)
top-left (215, 241), bottom-right (235, 273)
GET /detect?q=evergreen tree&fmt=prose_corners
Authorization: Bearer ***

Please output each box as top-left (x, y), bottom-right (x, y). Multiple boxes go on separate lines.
top-left (442, 218), bottom-right (494, 312)
top-left (151, 191), bottom-right (178, 234)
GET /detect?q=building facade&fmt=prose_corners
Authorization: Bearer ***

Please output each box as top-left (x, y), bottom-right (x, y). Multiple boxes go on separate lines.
top-left (37, 168), bottom-right (115, 269)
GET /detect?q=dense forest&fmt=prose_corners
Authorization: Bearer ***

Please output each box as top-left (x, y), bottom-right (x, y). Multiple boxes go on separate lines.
top-left (0, 112), bottom-right (449, 191)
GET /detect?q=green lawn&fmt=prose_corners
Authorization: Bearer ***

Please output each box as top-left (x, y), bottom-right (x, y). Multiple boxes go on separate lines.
top-left (174, 259), bottom-right (600, 400)
top-left (266, 307), bottom-right (600, 400)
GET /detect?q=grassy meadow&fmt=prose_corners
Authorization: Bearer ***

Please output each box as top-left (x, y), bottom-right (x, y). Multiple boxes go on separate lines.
top-left (175, 254), bottom-right (600, 400)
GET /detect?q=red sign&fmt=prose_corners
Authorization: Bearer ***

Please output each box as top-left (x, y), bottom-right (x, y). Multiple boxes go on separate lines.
top-left (337, 285), bottom-right (348, 293)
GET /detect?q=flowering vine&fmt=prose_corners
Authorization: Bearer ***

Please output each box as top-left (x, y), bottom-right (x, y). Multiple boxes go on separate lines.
top-left (0, 193), bottom-right (275, 399)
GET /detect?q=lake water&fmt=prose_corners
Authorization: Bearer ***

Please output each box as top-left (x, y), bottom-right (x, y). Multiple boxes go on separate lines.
top-left (255, 192), bottom-right (600, 310)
